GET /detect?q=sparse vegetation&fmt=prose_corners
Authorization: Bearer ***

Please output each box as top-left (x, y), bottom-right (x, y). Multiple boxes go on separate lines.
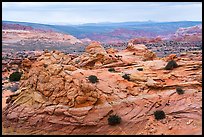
top-left (9, 72), bottom-right (22, 82)
top-left (164, 60), bottom-right (178, 70)
top-left (137, 67), bottom-right (143, 71)
top-left (75, 60), bottom-right (80, 64)
top-left (108, 114), bottom-right (121, 126)
top-left (122, 74), bottom-right (130, 81)
top-left (88, 75), bottom-right (99, 83)
top-left (108, 68), bottom-right (116, 72)
top-left (154, 110), bottom-right (166, 120)
top-left (176, 87), bottom-right (185, 95)
top-left (44, 64), bottom-right (48, 68)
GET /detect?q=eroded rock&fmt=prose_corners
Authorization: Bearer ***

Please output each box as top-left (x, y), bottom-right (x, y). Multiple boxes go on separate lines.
top-left (2, 44), bottom-right (202, 135)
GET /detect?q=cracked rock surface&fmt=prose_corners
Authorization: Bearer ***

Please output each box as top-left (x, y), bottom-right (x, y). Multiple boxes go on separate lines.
top-left (2, 42), bottom-right (202, 135)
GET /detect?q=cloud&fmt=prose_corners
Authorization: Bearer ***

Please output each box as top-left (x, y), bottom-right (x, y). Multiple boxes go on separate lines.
top-left (2, 2), bottom-right (202, 24)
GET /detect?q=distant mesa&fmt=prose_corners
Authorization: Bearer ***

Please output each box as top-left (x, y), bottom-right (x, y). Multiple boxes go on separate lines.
top-left (171, 24), bottom-right (202, 42)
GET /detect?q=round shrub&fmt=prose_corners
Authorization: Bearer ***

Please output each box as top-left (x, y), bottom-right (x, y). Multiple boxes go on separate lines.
top-left (176, 87), bottom-right (185, 95)
top-left (88, 75), bottom-right (99, 83)
top-left (9, 72), bottom-right (22, 82)
top-left (108, 68), bottom-right (116, 72)
top-left (108, 114), bottom-right (121, 126)
top-left (43, 64), bottom-right (48, 68)
top-left (154, 110), bottom-right (166, 120)
top-left (75, 60), bottom-right (80, 64)
top-left (122, 74), bottom-right (130, 81)
top-left (137, 67), bottom-right (143, 71)
top-left (164, 60), bottom-right (178, 70)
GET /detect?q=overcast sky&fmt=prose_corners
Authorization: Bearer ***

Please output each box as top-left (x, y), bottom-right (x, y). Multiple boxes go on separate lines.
top-left (2, 2), bottom-right (202, 25)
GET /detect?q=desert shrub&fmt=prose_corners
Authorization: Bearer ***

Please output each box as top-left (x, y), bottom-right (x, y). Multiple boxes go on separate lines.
top-left (9, 72), bottom-right (22, 82)
top-left (108, 114), bottom-right (121, 126)
top-left (108, 68), bottom-right (116, 72)
top-left (122, 74), bottom-right (130, 81)
top-left (44, 64), bottom-right (48, 68)
top-left (154, 110), bottom-right (166, 120)
top-left (75, 60), bottom-right (80, 64)
top-left (137, 67), bottom-right (143, 71)
top-left (164, 60), bottom-right (178, 70)
top-left (88, 75), bottom-right (99, 83)
top-left (176, 87), bottom-right (185, 95)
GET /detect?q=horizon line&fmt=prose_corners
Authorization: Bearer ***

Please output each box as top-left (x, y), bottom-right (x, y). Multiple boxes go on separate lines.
top-left (2, 20), bottom-right (202, 26)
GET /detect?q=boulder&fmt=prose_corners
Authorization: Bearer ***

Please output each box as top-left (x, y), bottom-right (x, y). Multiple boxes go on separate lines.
top-left (126, 44), bottom-right (147, 51)
top-left (106, 48), bottom-right (118, 54)
top-left (21, 58), bottom-right (32, 68)
top-left (85, 41), bottom-right (107, 55)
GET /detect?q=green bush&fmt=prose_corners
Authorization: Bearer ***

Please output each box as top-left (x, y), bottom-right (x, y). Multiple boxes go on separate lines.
top-left (43, 64), bottom-right (48, 68)
top-left (137, 67), bottom-right (143, 71)
top-left (108, 68), bottom-right (116, 72)
top-left (154, 110), bottom-right (166, 120)
top-left (176, 87), bottom-right (185, 95)
top-left (108, 114), bottom-right (121, 126)
top-left (164, 60), bottom-right (178, 70)
top-left (122, 74), bottom-right (130, 81)
top-left (9, 72), bottom-right (22, 82)
top-left (75, 60), bottom-right (80, 64)
top-left (88, 75), bottom-right (99, 83)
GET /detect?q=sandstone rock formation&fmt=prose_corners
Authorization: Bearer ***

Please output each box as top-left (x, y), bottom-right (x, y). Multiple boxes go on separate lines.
top-left (171, 24), bottom-right (202, 42)
top-left (2, 42), bottom-right (202, 135)
top-left (2, 24), bottom-right (84, 54)
top-left (2, 28), bottom-right (82, 45)
top-left (129, 37), bottom-right (162, 45)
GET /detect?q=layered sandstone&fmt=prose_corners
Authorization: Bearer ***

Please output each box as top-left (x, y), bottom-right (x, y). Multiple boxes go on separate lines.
top-left (2, 42), bottom-right (202, 135)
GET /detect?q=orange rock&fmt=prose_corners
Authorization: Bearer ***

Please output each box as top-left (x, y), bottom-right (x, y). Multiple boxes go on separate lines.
top-left (75, 96), bottom-right (88, 104)
top-left (143, 51), bottom-right (157, 61)
top-left (106, 48), bottom-right (118, 54)
top-left (164, 54), bottom-right (177, 62)
top-left (126, 44), bottom-right (147, 51)
top-left (21, 58), bottom-right (32, 68)
top-left (2, 46), bottom-right (202, 135)
top-left (85, 41), bottom-right (107, 55)
top-left (63, 65), bottom-right (77, 71)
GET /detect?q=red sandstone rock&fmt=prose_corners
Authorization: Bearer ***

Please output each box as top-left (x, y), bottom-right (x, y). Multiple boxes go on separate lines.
top-left (2, 44), bottom-right (202, 135)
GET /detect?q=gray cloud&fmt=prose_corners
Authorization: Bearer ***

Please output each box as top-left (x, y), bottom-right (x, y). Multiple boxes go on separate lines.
top-left (2, 2), bottom-right (202, 24)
